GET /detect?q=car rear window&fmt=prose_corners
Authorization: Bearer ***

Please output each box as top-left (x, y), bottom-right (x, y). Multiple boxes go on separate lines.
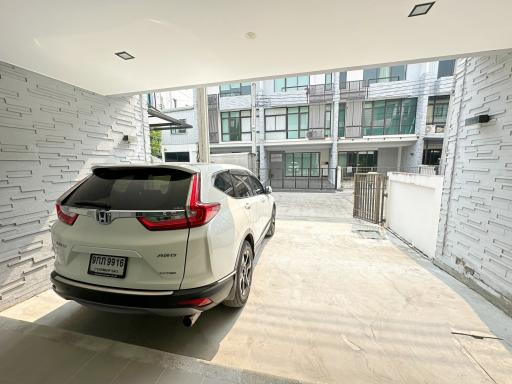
top-left (63, 168), bottom-right (192, 210)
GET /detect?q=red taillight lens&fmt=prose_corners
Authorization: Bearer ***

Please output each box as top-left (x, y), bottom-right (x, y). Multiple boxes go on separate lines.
top-left (56, 204), bottom-right (78, 225)
top-left (137, 173), bottom-right (220, 231)
top-left (137, 211), bottom-right (188, 231)
top-left (177, 298), bottom-right (212, 307)
top-left (187, 173), bottom-right (220, 228)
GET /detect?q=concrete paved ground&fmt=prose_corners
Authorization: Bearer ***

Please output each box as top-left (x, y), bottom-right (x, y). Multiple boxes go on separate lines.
top-left (2, 192), bottom-right (512, 383)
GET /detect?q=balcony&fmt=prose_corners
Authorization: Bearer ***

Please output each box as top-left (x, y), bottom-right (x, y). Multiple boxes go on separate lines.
top-left (344, 125), bottom-right (363, 138)
top-left (339, 80), bottom-right (368, 100)
top-left (307, 128), bottom-right (329, 140)
top-left (307, 84), bottom-right (334, 103)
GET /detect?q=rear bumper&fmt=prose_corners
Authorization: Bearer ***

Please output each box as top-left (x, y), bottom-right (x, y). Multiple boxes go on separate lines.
top-left (50, 271), bottom-right (234, 316)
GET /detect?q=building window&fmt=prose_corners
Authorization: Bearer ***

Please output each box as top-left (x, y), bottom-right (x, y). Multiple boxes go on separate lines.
top-left (363, 65), bottom-right (406, 83)
top-left (339, 71), bottom-right (347, 89)
top-left (265, 106), bottom-right (309, 139)
top-left (164, 152), bottom-right (190, 162)
top-left (324, 104), bottom-right (332, 137)
top-left (170, 128), bottom-right (187, 134)
top-left (427, 95), bottom-right (450, 129)
top-left (324, 73), bottom-right (333, 91)
top-left (438, 59), bottom-right (455, 78)
top-left (274, 76), bottom-right (309, 92)
top-left (338, 103), bottom-right (346, 137)
top-left (362, 98), bottom-right (417, 135)
top-left (221, 110), bottom-right (251, 142)
top-left (285, 152), bottom-right (320, 177)
top-left (338, 151), bottom-right (378, 174)
top-left (219, 82), bottom-right (251, 97)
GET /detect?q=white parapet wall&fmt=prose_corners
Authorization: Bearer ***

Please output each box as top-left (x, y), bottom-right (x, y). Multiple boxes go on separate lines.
top-left (386, 173), bottom-right (443, 258)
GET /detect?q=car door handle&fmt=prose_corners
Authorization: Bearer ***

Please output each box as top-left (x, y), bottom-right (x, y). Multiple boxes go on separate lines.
top-left (244, 203), bottom-right (251, 209)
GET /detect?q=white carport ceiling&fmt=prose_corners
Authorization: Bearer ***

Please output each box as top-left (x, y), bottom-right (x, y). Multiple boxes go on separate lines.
top-left (1, 0), bottom-right (511, 95)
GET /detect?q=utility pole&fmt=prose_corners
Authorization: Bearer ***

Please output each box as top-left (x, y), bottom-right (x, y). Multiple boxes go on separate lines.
top-left (196, 87), bottom-right (210, 162)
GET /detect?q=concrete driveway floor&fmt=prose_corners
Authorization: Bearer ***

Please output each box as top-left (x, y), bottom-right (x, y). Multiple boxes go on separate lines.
top-left (1, 192), bottom-right (512, 383)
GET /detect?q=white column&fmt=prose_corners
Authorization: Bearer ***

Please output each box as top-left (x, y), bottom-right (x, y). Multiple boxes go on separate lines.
top-left (196, 87), bottom-right (210, 162)
top-left (397, 146), bottom-right (402, 171)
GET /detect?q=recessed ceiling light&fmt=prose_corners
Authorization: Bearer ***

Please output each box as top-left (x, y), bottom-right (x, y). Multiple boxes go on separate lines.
top-left (408, 2), bottom-right (435, 17)
top-left (115, 51), bottom-right (135, 60)
top-left (244, 32), bottom-right (257, 40)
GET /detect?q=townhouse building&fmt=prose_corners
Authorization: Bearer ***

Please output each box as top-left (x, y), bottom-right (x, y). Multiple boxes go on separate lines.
top-left (150, 59), bottom-right (455, 188)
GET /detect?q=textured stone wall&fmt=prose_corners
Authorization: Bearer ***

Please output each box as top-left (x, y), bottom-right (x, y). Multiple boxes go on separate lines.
top-left (435, 52), bottom-right (512, 314)
top-left (0, 61), bottom-right (149, 311)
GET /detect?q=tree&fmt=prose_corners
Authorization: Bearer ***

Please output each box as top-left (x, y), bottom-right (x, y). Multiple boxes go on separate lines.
top-left (150, 130), bottom-right (162, 158)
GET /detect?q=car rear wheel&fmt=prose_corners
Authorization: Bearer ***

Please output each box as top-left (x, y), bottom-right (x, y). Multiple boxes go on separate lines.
top-left (265, 206), bottom-right (276, 238)
top-left (223, 240), bottom-right (253, 308)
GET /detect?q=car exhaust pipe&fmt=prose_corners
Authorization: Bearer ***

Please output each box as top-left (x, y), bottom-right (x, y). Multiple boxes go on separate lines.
top-left (183, 313), bottom-right (201, 327)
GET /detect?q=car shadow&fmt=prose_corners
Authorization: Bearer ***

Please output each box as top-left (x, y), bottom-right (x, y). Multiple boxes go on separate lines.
top-left (34, 237), bottom-right (270, 362)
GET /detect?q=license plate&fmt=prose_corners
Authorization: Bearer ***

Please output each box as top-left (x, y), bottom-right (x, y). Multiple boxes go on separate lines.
top-left (88, 254), bottom-right (127, 278)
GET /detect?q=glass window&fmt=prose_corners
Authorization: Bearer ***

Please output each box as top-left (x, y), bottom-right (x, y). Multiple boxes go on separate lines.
top-left (364, 66), bottom-right (406, 83)
top-left (64, 168), bottom-right (192, 210)
top-left (231, 172), bottom-right (253, 198)
top-left (338, 151), bottom-right (378, 173)
top-left (285, 153), bottom-right (320, 177)
top-left (362, 99), bottom-right (417, 135)
top-left (221, 110), bottom-right (251, 141)
top-left (214, 171), bottom-right (235, 197)
top-left (438, 60), bottom-right (455, 78)
top-left (265, 107), bottom-right (309, 139)
top-left (164, 152), bottom-right (190, 162)
top-left (219, 82), bottom-right (251, 97)
top-left (324, 104), bottom-right (332, 137)
top-left (339, 72), bottom-right (347, 89)
top-left (338, 103), bottom-right (346, 137)
top-left (274, 76), bottom-right (309, 91)
top-left (427, 95), bottom-right (450, 128)
top-left (247, 175), bottom-right (264, 195)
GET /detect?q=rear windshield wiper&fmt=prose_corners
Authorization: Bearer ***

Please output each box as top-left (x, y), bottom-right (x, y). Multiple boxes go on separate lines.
top-left (71, 201), bottom-right (111, 210)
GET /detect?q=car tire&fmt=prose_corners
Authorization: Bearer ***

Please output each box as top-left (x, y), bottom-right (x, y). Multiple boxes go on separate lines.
top-left (265, 206), bottom-right (276, 238)
top-left (223, 240), bottom-right (253, 308)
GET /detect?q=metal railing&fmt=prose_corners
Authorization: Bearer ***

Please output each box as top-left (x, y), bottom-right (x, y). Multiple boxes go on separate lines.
top-left (344, 125), bottom-right (363, 138)
top-left (260, 167), bottom-right (338, 191)
top-left (307, 84), bottom-right (334, 103)
top-left (366, 76), bottom-right (401, 85)
top-left (339, 80), bottom-right (368, 100)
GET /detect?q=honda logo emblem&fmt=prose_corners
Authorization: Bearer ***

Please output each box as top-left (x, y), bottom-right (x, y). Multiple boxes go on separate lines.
top-left (96, 210), bottom-right (112, 225)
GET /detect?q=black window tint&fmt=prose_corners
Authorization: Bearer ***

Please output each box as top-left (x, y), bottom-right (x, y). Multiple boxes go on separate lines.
top-left (64, 168), bottom-right (191, 210)
top-left (231, 173), bottom-right (253, 198)
top-left (247, 175), bottom-right (264, 195)
top-left (214, 171), bottom-right (235, 197)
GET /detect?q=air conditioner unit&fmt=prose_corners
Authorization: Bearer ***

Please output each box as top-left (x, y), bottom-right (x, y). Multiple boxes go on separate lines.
top-left (306, 131), bottom-right (313, 139)
top-left (425, 125), bottom-right (437, 134)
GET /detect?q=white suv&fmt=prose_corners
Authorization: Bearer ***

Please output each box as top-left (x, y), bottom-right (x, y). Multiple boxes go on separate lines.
top-left (50, 164), bottom-right (275, 326)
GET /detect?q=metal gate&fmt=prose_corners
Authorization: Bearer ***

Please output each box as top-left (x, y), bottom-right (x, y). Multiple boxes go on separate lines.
top-left (353, 173), bottom-right (385, 223)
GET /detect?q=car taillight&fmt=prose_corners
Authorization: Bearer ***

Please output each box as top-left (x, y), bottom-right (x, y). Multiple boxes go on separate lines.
top-left (186, 173), bottom-right (220, 228)
top-left (56, 204), bottom-right (78, 225)
top-left (137, 173), bottom-right (220, 231)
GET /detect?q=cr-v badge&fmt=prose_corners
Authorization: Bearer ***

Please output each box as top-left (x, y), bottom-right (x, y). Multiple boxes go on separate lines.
top-left (96, 210), bottom-right (112, 225)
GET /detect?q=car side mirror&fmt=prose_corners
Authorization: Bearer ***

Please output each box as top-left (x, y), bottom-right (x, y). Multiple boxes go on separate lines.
top-left (265, 186), bottom-right (272, 194)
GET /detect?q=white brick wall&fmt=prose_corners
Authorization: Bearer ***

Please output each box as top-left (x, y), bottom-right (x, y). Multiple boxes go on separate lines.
top-left (0, 61), bottom-right (149, 311)
top-left (435, 52), bottom-right (512, 315)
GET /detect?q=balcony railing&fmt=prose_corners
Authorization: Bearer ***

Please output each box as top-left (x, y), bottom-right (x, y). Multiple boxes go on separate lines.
top-left (307, 128), bottom-right (329, 140)
top-left (344, 125), bottom-right (363, 138)
top-left (307, 84), bottom-right (334, 103)
top-left (339, 80), bottom-right (368, 100)
top-left (366, 76), bottom-right (401, 85)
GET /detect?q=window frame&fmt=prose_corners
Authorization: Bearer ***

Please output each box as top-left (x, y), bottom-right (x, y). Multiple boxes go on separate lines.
top-left (274, 75), bottom-right (310, 92)
top-left (426, 95), bottom-right (450, 128)
top-left (220, 110), bottom-right (252, 142)
top-left (363, 65), bottom-right (407, 83)
top-left (362, 98), bottom-right (417, 136)
top-left (284, 152), bottom-right (321, 177)
top-left (219, 82), bottom-right (252, 97)
top-left (212, 170), bottom-right (236, 197)
top-left (264, 106), bottom-right (309, 139)
top-left (437, 60), bottom-right (455, 78)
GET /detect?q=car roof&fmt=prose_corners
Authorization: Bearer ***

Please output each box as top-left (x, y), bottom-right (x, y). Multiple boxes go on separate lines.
top-left (91, 162), bottom-right (250, 174)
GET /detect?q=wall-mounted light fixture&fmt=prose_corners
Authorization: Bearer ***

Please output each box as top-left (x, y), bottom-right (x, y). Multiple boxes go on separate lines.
top-left (465, 114), bottom-right (491, 126)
